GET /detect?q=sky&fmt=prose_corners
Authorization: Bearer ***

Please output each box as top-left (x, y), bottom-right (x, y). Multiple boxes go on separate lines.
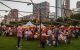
top-left (0, 0), bottom-right (79, 18)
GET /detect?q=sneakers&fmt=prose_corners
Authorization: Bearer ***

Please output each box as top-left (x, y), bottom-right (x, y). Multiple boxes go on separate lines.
top-left (18, 47), bottom-right (21, 49)
top-left (48, 44), bottom-right (51, 46)
top-left (16, 46), bottom-right (22, 49)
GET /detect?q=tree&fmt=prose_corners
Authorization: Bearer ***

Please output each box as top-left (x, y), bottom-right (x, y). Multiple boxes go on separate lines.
top-left (56, 17), bottom-right (63, 22)
top-left (70, 13), bottom-right (80, 20)
top-left (70, 13), bottom-right (80, 25)
top-left (9, 21), bottom-right (18, 26)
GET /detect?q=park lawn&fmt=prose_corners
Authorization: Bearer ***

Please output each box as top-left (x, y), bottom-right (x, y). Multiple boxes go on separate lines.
top-left (0, 36), bottom-right (80, 50)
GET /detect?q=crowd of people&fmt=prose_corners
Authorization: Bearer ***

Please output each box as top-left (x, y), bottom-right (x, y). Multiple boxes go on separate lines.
top-left (0, 24), bottom-right (80, 49)
top-left (0, 25), bottom-right (16, 36)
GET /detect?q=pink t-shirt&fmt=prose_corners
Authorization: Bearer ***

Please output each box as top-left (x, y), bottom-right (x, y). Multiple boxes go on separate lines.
top-left (17, 26), bottom-right (23, 37)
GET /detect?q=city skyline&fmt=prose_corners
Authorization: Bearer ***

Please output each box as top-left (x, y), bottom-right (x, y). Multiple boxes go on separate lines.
top-left (0, 0), bottom-right (79, 17)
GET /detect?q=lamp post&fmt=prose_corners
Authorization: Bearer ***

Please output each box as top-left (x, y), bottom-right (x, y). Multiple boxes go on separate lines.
top-left (39, 3), bottom-right (42, 44)
top-left (55, 0), bottom-right (58, 47)
top-left (27, 2), bottom-right (42, 45)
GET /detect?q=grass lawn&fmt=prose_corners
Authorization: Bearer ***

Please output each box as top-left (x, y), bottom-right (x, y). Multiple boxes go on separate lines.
top-left (0, 36), bottom-right (80, 50)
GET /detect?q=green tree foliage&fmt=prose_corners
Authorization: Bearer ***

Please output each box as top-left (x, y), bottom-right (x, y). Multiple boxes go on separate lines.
top-left (70, 13), bottom-right (80, 26)
top-left (70, 13), bottom-right (80, 20)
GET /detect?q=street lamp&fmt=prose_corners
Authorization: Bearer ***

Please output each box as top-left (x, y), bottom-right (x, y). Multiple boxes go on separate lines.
top-left (27, 2), bottom-right (42, 46)
top-left (55, 0), bottom-right (58, 47)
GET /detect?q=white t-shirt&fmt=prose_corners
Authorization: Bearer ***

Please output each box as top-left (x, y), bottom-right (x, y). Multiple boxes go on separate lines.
top-left (25, 31), bottom-right (29, 36)
top-left (28, 31), bottom-right (32, 35)
top-left (47, 30), bottom-right (52, 36)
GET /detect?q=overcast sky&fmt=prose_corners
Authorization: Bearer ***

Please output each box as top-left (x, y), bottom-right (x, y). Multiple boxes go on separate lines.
top-left (0, 0), bottom-right (79, 17)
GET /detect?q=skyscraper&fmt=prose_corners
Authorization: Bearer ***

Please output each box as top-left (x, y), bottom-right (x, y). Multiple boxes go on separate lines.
top-left (73, 1), bottom-right (80, 14)
top-left (64, 0), bottom-right (70, 17)
top-left (56, 0), bottom-right (71, 18)
top-left (64, 0), bottom-right (70, 9)
top-left (56, 0), bottom-right (64, 17)
top-left (33, 1), bottom-right (50, 18)
top-left (77, 1), bottom-right (80, 8)
top-left (8, 9), bottom-right (18, 21)
top-left (3, 9), bottom-right (18, 24)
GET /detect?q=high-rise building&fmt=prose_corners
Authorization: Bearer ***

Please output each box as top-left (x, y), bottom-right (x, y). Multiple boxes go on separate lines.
top-left (33, 1), bottom-right (50, 18)
top-left (56, 0), bottom-right (71, 17)
top-left (56, 0), bottom-right (64, 17)
top-left (49, 12), bottom-right (55, 18)
top-left (3, 9), bottom-right (18, 24)
top-left (8, 9), bottom-right (18, 21)
top-left (64, 0), bottom-right (70, 9)
top-left (77, 1), bottom-right (80, 8)
top-left (72, 1), bottom-right (80, 14)
top-left (64, 0), bottom-right (70, 17)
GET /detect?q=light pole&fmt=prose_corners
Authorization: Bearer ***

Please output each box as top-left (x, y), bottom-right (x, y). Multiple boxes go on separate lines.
top-left (27, 2), bottom-right (42, 45)
top-left (39, 3), bottom-right (42, 44)
top-left (55, 0), bottom-right (58, 47)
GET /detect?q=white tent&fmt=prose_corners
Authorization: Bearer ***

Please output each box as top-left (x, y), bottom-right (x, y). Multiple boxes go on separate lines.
top-left (22, 21), bottom-right (35, 28)
top-left (25, 21), bottom-right (35, 26)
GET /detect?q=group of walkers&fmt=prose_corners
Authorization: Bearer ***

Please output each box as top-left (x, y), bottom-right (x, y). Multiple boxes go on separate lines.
top-left (0, 24), bottom-right (80, 49)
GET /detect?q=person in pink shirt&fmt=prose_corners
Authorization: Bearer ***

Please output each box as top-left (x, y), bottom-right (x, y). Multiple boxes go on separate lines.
top-left (16, 24), bottom-right (23, 49)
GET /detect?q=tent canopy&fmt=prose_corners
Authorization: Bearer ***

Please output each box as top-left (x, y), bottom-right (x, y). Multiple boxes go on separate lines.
top-left (22, 21), bottom-right (35, 28)
top-left (25, 21), bottom-right (35, 26)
